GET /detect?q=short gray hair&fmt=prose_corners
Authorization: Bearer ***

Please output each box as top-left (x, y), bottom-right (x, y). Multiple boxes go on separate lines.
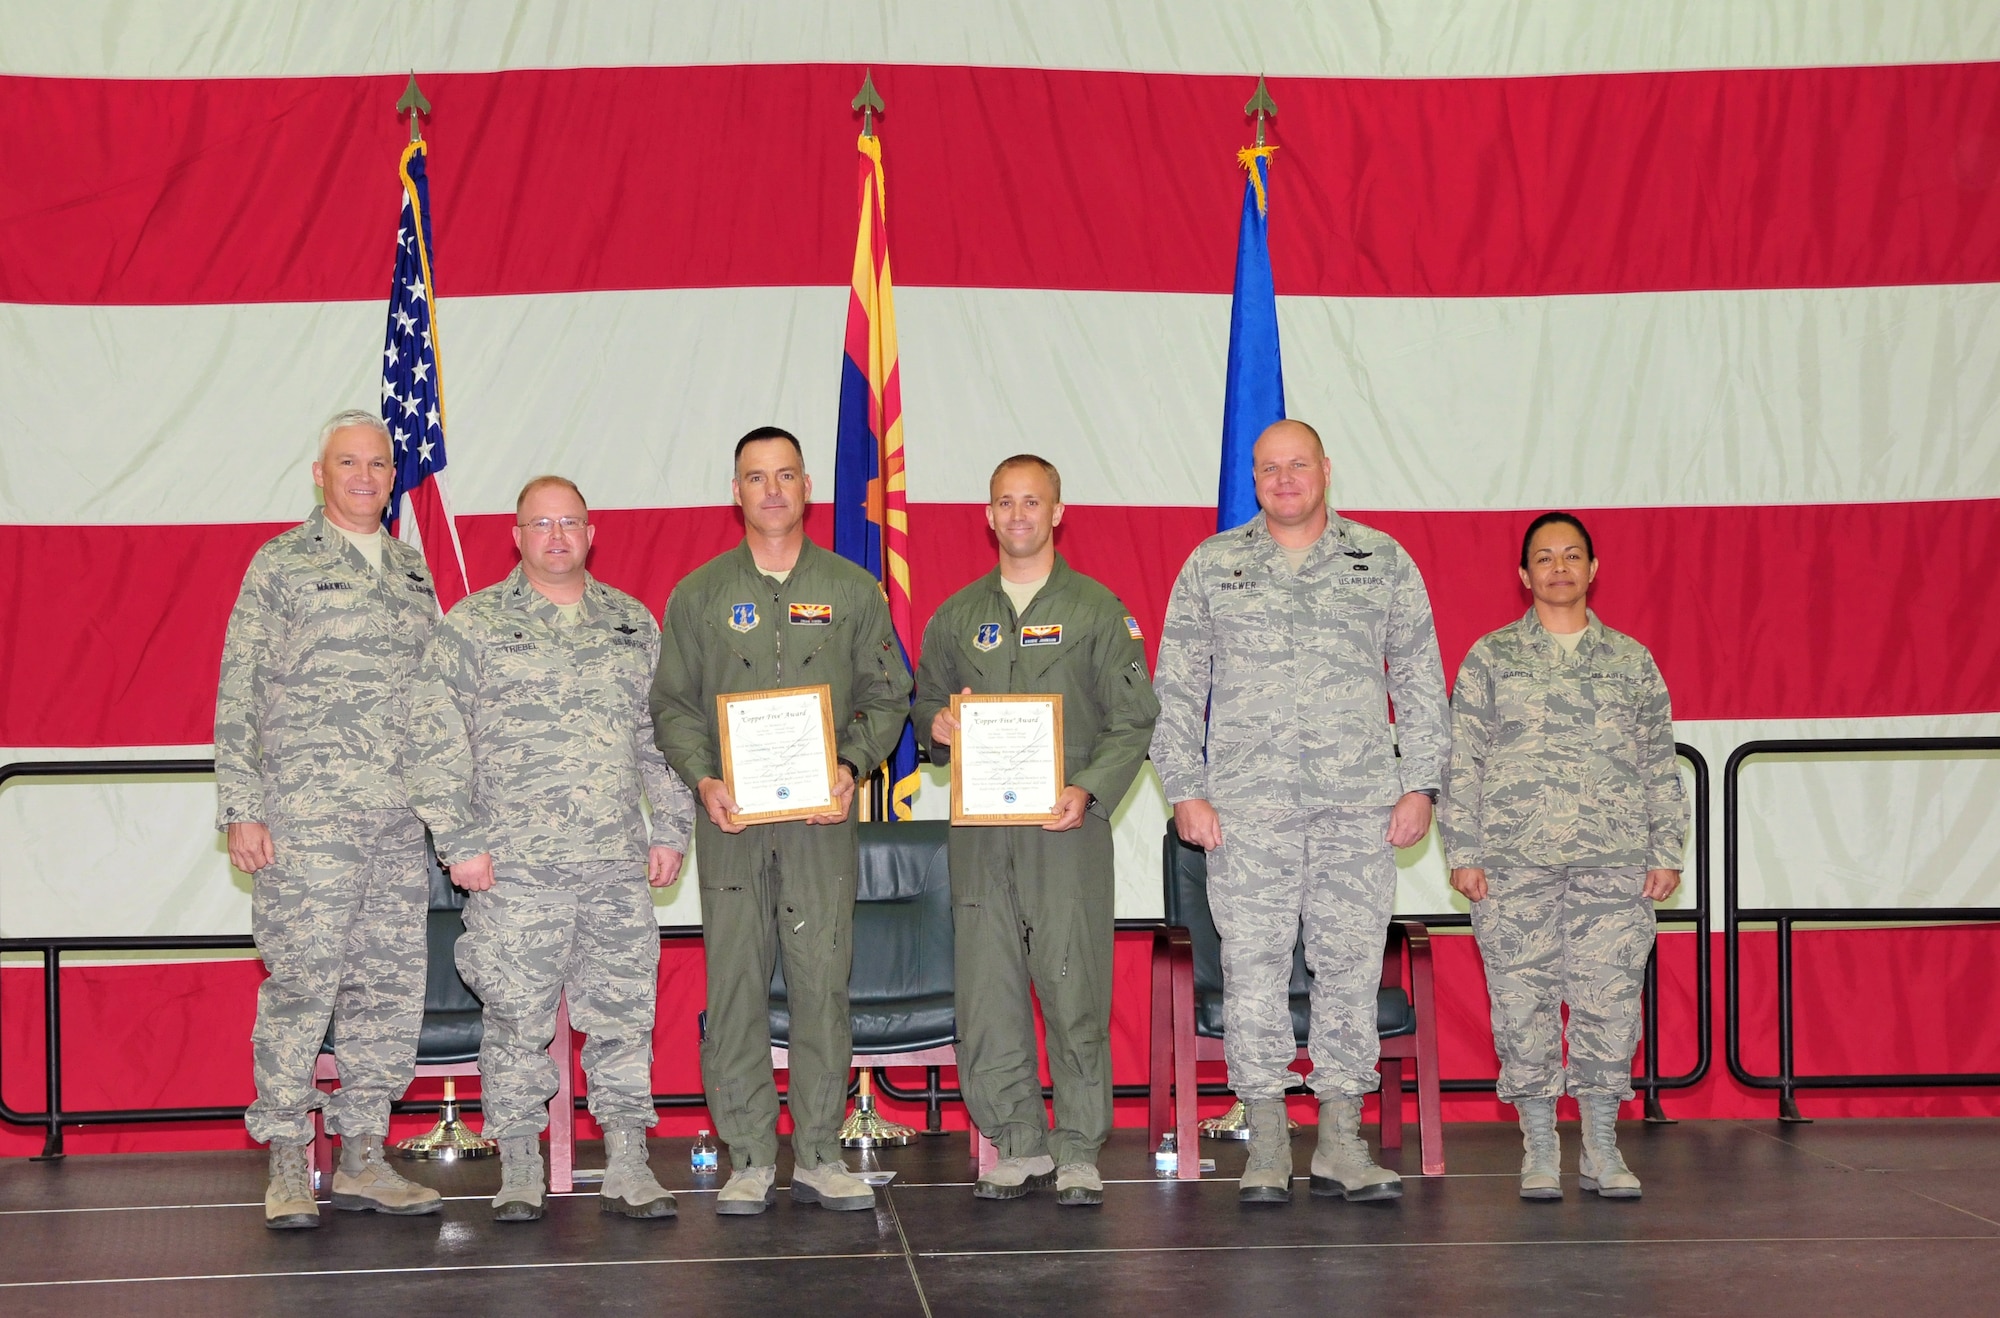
top-left (318, 409), bottom-right (392, 461)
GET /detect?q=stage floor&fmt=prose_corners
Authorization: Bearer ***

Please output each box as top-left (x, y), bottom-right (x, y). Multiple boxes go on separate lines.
top-left (3, 1119), bottom-right (1997, 1316)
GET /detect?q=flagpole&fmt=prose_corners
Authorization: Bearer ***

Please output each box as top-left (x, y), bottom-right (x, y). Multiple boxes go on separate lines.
top-left (848, 67), bottom-right (891, 827)
top-left (865, 68), bottom-right (886, 828)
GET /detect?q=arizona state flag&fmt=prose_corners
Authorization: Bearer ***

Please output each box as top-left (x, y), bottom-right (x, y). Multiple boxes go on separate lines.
top-left (832, 129), bottom-right (920, 820)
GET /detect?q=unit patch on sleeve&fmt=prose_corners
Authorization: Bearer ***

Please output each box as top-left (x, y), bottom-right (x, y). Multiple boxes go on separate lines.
top-left (1124, 615), bottom-right (1143, 640)
top-left (788, 602), bottom-right (833, 625)
top-left (729, 602), bottom-right (759, 632)
top-left (974, 622), bottom-right (1003, 652)
top-left (1020, 623), bottom-right (1063, 647)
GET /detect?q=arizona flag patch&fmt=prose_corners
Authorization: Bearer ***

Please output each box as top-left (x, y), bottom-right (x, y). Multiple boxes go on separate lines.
top-left (1124, 615), bottom-right (1144, 641)
top-left (788, 602), bottom-right (833, 626)
top-left (1020, 623), bottom-right (1063, 647)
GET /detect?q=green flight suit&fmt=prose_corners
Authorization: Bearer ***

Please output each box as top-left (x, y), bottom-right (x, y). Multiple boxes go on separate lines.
top-left (912, 555), bottom-right (1159, 1167)
top-left (649, 538), bottom-right (913, 1170)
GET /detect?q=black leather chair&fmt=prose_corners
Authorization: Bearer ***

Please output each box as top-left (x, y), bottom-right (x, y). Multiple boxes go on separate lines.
top-left (1158, 824), bottom-right (1443, 1177)
top-left (767, 820), bottom-right (998, 1169)
top-left (768, 820), bottom-right (957, 1056)
top-left (313, 842), bottom-right (579, 1188)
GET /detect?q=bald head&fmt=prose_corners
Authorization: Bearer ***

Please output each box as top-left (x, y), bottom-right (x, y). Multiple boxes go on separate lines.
top-left (1250, 417), bottom-right (1332, 535)
top-left (1253, 418), bottom-right (1324, 459)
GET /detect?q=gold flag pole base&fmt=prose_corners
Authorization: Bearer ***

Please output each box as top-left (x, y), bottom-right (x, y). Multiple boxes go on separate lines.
top-left (840, 1069), bottom-right (917, 1149)
top-left (396, 1076), bottom-right (496, 1160)
top-left (1199, 1097), bottom-right (1300, 1142)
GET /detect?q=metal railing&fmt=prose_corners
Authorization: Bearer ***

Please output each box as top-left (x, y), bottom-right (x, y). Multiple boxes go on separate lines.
top-left (1, 760), bottom-right (233, 1158)
top-left (1724, 737), bottom-right (2000, 1121)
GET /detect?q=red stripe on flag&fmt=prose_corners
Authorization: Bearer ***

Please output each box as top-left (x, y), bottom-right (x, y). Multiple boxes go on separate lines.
top-left (8, 499), bottom-right (1997, 747)
top-left (6, 61), bottom-right (1996, 304)
top-left (0, 522), bottom-right (284, 747)
top-left (406, 476), bottom-right (469, 611)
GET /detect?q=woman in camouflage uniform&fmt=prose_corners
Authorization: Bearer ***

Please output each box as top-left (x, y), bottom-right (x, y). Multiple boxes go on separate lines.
top-left (1441, 513), bottom-right (1686, 1201)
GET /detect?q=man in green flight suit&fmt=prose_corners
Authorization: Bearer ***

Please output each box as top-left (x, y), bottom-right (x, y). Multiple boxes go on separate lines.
top-left (913, 455), bottom-right (1160, 1207)
top-left (649, 426), bottom-right (914, 1216)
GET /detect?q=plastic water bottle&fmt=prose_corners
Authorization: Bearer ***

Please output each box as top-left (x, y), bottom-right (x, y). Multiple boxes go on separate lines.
top-left (1154, 1132), bottom-right (1178, 1177)
top-left (691, 1129), bottom-right (719, 1174)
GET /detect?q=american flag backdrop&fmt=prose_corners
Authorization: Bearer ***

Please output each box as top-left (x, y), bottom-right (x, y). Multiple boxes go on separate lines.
top-left (3, 2), bottom-right (1999, 1149)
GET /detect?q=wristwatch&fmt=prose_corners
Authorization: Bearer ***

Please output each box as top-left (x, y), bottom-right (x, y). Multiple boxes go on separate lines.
top-left (1416, 788), bottom-right (1439, 803)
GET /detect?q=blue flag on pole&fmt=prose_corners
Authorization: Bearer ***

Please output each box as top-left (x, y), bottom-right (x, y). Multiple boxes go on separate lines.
top-left (1217, 147), bottom-right (1285, 532)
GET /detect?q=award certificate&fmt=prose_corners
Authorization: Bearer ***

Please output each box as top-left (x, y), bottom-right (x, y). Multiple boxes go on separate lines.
top-left (949, 693), bottom-right (1064, 825)
top-left (717, 685), bottom-right (838, 825)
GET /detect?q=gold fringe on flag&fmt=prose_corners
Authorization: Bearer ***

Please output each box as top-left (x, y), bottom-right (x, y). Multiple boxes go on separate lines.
top-left (1236, 145), bottom-right (1279, 215)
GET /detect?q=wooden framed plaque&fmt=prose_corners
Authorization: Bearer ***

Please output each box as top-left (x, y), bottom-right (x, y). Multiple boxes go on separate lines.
top-left (948, 693), bottom-right (1065, 826)
top-left (717, 684), bottom-right (839, 825)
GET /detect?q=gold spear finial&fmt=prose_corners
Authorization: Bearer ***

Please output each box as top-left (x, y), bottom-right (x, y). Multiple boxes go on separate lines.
top-left (852, 69), bottom-right (886, 138)
top-left (1244, 75), bottom-right (1278, 148)
top-left (397, 73), bottom-right (432, 143)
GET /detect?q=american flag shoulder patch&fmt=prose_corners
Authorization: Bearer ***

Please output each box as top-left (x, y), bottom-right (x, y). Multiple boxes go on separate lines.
top-left (1020, 623), bottom-right (1063, 647)
top-left (1124, 614), bottom-right (1143, 640)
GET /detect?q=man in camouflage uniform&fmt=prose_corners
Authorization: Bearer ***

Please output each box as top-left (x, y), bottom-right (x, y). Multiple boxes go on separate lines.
top-left (913, 455), bottom-right (1159, 1207)
top-left (409, 475), bottom-right (695, 1222)
top-left (215, 410), bottom-right (444, 1228)
top-left (649, 427), bottom-right (913, 1216)
top-left (1443, 511), bottom-right (1685, 1200)
top-left (1151, 419), bottom-right (1450, 1205)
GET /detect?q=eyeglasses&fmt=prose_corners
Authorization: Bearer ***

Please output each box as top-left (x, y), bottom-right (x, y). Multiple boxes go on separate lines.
top-left (518, 517), bottom-right (587, 535)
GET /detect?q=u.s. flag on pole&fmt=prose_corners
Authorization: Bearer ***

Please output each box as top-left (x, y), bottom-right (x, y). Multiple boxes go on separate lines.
top-left (381, 138), bottom-right (470, 611)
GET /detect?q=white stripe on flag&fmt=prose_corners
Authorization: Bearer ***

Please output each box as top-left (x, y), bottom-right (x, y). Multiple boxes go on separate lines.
top-left (5, 1), bottom-right (1996, 79)
top-left (7, 282), bottom-right (1998, 523)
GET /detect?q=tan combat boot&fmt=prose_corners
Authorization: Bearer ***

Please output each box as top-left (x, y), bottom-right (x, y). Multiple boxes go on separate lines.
top-left (791, 1157), bottom-right (878, 1211)
top-left (1577, 1094), bottom-right (1642, 1199)
top-left (974, 1154), bottom-right (1056, 1200)
top-left (1516, 1097), bottom-right (1562, 1200)
top-left (493, 1136), bottom-right (546, 1222)
top-left (1055, 1162), bottom-right (1104, 1207)
top-left (1238, 1097), bottom-right (1294, 1204)
top-left (600, 1127), bottom-right (676, 1219)
top-left (331, 1134), bottom-right (443, 1215)
top-left (715, 1164), bottom-right (777, 1216)
top-left (264, 1142), bottom-right (320, 1230)
top-left (1308, 1095), bottom-right (1403, 1202)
